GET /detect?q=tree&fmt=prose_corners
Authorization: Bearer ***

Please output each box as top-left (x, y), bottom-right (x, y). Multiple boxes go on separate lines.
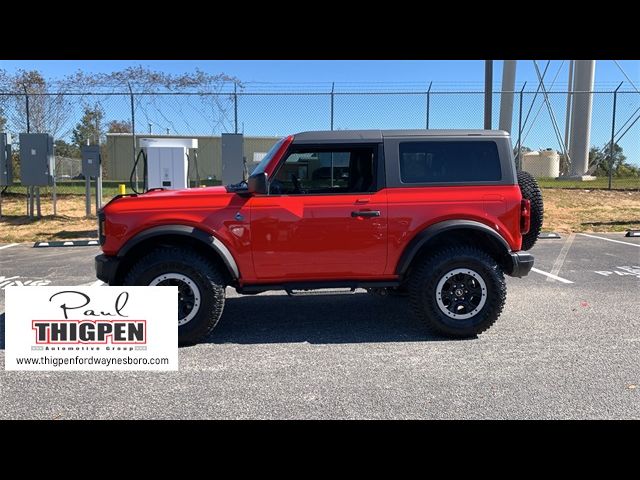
top-left (54, 139), bottom-right (79, 158)
top-left (72, 104), bottom-right (104, 149)
top-left (590, 142), bottom-right (639, 177)
top-left (107, 120), bottom-right (132, 133)
top-left (0, 70), bottom-right (72, 138)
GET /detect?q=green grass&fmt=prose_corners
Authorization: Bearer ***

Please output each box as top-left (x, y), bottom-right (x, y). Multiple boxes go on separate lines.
top-left (537, 176), bottom-right (640, 190)
top-left (2, 179), bottom-right (222, 197)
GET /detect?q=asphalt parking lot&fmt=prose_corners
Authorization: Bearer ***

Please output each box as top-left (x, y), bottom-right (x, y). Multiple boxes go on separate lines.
top-left (1, 233), bottom-right (639, 419)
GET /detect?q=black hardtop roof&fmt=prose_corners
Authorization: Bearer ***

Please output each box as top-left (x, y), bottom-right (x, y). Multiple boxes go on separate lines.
top-left (291, 129), bottom-right (509, 143)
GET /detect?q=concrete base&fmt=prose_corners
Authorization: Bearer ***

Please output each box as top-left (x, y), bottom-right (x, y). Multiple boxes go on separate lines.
top-left (559, 175), bottom-right (597, 181)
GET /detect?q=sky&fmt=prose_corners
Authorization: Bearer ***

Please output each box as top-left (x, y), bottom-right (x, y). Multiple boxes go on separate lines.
top-left (0, 60), bottom-right (638, 166)
top-left (0, 60), bottom-right (638, 86)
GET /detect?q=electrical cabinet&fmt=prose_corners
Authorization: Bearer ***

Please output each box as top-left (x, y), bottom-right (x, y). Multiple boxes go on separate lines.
top-left (0, 132), bottom-right (11, 186)
top-left (221, 133), bottom-right (244, 185)
top-left (81, 145), bottom-right (101, 178)
top-left (19, 133), bottom-right (55, 186)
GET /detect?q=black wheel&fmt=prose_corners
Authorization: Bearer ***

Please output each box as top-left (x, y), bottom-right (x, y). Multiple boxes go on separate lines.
top-left (123, 247), bottom-right (226, 345)
top-left (518, 170), bottom-right (544, 251)
top-left (408, 246), bottom-right (506, 338)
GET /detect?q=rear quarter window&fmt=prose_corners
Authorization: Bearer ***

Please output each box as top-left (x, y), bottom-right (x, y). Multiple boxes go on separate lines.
top-left (399, 141), bottom-right (502, 183)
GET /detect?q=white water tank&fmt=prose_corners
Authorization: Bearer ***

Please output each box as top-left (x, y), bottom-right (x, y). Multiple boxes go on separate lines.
top-left (522, 149), bottom-right (559, 178)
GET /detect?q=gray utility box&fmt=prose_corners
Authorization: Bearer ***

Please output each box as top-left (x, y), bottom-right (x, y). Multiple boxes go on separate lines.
top-left (81, 145), bottom-right (101, 177)
top-left (0, 132), bottom-right (12, 186)
top-left (19, 133), bottom-right (55, 186)
top-left (221, 133), bottom-right (244, 185)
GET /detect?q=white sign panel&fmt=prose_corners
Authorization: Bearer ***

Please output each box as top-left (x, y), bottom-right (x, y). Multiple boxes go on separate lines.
top-left (5, 286), bottom-right (178, 371)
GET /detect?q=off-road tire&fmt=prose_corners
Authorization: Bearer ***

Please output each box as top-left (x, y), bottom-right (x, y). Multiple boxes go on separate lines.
top-left (123, 247), bottom-right (226, 345)
top-left (408, 246), bottom-right (506, 338)
top-left (518, 170), bottom-right (544, 251)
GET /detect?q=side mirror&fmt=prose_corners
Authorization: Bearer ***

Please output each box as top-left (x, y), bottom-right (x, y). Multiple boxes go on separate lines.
top-left (247, 172), bottom-right (268, 194)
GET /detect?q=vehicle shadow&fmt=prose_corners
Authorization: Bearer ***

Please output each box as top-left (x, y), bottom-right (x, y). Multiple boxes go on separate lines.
top-left (0, 295), bottom-right (465, 351)
top-left (44, 230), bottom-right (98, 240)
top-left (206, 292), bottom-right (458, 345)
top-left (0, 313), bottom-right (4, 350)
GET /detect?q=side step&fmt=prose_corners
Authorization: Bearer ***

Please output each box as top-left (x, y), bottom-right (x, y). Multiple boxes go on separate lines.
top-left (237, 280), bottom-right (400, 295)
top-left (286, 288), bottom-right (358, 297)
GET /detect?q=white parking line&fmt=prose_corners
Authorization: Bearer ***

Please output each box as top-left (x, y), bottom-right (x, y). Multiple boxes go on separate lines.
top-left (0, 243), bottom-right (19, 250)
top-left (547, 233), bottom-right (575, 282)
top-left (76, 280), bottom-right (106, 287)
top-left (531, 267), bottom-right (574, 284)
top-left (579, 233), bottom-right (640, 248)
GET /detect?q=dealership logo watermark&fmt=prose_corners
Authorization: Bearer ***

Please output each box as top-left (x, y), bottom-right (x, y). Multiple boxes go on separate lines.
top-left (5, 286), bottom-right (178, 371)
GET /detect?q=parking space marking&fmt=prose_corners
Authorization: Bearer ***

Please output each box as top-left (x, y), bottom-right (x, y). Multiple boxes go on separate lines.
top-left (579, 233), bottom-right (640, 248)
top-left (531, 267), bottom-right (574, 284)
top-left (75, 280), bottom-right (106, 286)
top-left (0, 243), bottom-right (19, 250)
top-left (547, 233), bottom-right (575, 282)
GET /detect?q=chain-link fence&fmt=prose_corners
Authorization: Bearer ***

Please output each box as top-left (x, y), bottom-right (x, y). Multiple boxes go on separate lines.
top-left (1, 86), bottom-right (638, 217)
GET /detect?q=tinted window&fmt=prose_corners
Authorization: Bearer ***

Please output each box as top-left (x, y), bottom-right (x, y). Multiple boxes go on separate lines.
top-left (270, 147), bottom-right (376, 195)
top-left (399, 141), bottom-right (502, 183)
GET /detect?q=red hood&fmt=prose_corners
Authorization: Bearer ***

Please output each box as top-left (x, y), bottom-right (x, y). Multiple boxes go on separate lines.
top-left (142, 185), bottom-right (228, 197)
top-left (103, 186), bottom-right (234, 214)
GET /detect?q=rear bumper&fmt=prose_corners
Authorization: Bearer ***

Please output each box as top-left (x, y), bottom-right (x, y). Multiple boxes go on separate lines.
top-left (95, 254), bottom-right (120, 284)
top-left (507, 251), bottom-right (534, 278)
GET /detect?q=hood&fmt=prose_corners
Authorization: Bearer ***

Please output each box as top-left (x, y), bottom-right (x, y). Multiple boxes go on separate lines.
top-left (103, 185), bottom-right (234, 213)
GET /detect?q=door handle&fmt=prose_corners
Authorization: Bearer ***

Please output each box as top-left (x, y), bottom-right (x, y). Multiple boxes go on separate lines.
top-left (351, 210), bottom-right (381, 218)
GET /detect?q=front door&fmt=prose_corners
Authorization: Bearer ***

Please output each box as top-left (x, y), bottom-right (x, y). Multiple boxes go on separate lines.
top-left (250, 144), bottom-right (387, 281)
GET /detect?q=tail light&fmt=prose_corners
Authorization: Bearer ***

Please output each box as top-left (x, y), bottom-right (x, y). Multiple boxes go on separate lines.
top-left (520, 199), bottom-right (531, 234)
top-left (98, 210), bottom-right (106, 245)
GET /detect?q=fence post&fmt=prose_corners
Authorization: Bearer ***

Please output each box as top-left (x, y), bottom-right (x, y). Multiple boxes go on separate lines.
top-left (23, 84), bottom-right (30, 133)
top-left (426, 81), bottom-right (432, 129)
top-left (128, 82), bottom-right (137, 192)
top-left (234, 82), bottom-right (238, 134)
top-left (609, 82), bottom-right (623, 190)
top-left (330, 82), bottom-right (335, 131)
top-left (516, 82), bottom-right (527, 171)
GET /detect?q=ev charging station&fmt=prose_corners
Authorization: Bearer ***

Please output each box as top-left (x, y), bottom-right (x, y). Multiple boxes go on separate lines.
top-left (19, 133), bottom-right (56, 218)
top-left (139, 138), bottom-right (198, 190)
top-left (0, 132), bottom-right (12, 218)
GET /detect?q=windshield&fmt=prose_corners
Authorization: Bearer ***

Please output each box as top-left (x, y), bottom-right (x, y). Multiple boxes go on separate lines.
top-left (250, 137), bottom-right (286, 176)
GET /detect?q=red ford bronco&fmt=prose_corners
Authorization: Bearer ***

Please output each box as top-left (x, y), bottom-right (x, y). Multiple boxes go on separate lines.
top-left (96, 130), bottom-right (543, 343)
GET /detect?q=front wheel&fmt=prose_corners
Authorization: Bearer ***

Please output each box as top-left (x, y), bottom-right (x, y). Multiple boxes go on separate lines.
top-left (123, 247), bottom-right (226, 345)
top-left (408, 246), bottom-right (506, 337)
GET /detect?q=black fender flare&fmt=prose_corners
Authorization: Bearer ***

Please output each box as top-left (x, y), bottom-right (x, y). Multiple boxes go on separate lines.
top-left (395, 220), bottom-right (511, 276)
top-left (118, 225), bottom-right (240, 280)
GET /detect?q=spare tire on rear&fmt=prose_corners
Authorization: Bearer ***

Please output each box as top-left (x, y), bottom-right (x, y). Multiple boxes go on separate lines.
top-left (517, 170), bottom-right (544, 251)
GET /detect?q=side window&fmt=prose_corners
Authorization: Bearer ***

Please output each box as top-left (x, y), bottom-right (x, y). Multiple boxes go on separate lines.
top-left (270, 146), bottom-right (377, 195)
top-left (399, 141), bottom-right (502, 183)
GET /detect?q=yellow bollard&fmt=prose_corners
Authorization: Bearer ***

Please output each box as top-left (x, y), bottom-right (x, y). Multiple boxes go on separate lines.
top-left (118, 184), bottom-right (126, 195)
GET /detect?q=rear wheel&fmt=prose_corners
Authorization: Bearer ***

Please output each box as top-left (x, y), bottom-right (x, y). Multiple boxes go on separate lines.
top-left (123, 247), bottom-right (226, 345)
top-left (408, 246), bottom-right (506, 337)
top-left (518, 170), bottom-right (544, 251)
